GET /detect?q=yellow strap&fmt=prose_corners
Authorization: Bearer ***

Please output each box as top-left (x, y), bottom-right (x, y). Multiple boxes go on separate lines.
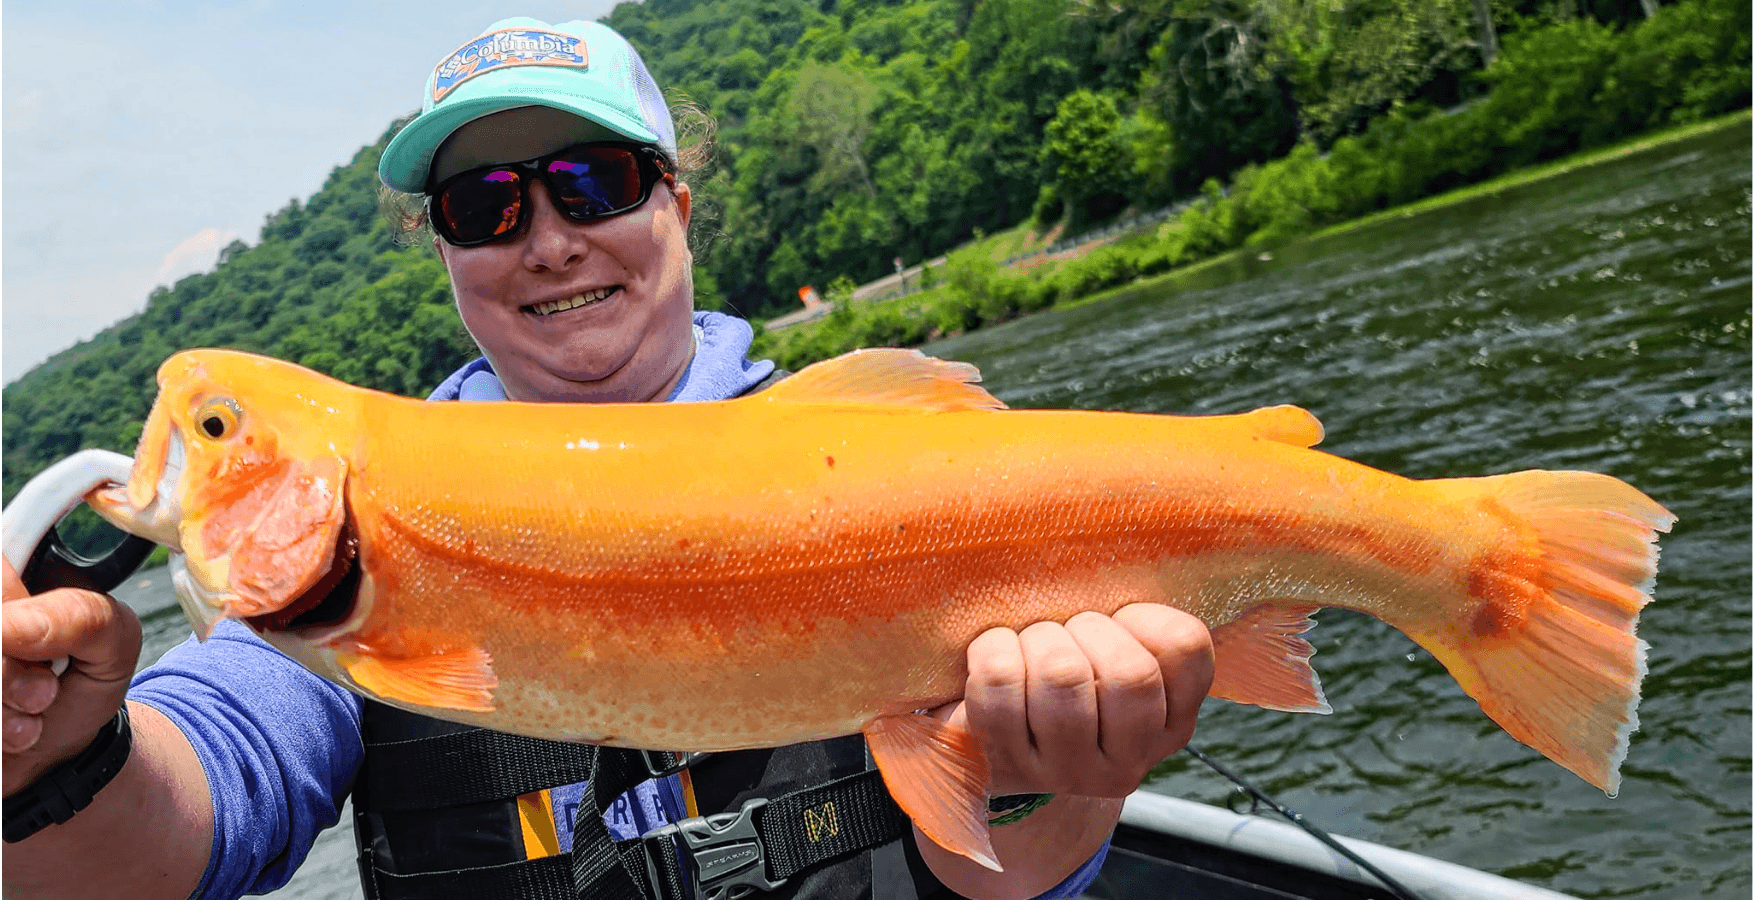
top-left (517, 790), bottom-right (562, 859)
top-left (680, 766), bottom-right (700, 819)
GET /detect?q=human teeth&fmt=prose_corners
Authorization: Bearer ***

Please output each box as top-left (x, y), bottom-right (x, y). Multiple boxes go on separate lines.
top-left (530, 287), bottom-right (615, 316)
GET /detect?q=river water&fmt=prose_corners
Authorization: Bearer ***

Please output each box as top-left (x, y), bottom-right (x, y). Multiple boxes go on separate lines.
top-left (112, 121), bottom-right (1749, 899)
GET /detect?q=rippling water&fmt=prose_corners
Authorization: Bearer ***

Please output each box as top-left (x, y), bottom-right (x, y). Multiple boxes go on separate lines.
top-left (928, 122), bottom-right (1751, 898)
top-left (114, 121), bottom-right (1749, 899)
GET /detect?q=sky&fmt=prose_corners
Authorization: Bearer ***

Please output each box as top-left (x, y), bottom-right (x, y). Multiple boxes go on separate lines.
top-left (2, 0), bottom-right (626, 384)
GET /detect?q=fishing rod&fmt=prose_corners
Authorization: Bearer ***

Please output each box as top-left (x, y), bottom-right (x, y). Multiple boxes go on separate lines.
top-left (1184, 744), bottom-right (1426, 900)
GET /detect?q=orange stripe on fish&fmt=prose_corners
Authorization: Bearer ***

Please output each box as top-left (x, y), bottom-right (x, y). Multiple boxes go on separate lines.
top-left (86, 346), bottom-right (1675, 869)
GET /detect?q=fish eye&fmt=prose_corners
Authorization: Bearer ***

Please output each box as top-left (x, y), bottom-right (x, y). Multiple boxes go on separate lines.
top-left (194, 398), bottom-right (242, 440)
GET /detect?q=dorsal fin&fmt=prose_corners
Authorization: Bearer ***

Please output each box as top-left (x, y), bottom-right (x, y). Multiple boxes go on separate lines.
top-left (1212, 404), bottom-right (1325, 448)
top-left (756, 349), bottom-right (1007, 411)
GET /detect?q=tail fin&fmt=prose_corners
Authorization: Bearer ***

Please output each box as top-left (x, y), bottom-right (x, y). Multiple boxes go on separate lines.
top-left (1411, 470), bottom-right (1674, 796)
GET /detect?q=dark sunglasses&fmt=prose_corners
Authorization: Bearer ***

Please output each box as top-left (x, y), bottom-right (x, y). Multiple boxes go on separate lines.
top-left (427, 142), bottom-right (674, 247)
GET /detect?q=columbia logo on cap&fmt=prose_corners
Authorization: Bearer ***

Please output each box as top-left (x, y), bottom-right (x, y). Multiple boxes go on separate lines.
top-left (432, 28), bottom-right (588, 103)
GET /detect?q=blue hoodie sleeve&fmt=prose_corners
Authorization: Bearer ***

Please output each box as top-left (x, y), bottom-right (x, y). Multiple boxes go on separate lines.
top-left (129, 620), bottom-right (363, 900)
top-left (1033, 840), bottom-right (1111, 898)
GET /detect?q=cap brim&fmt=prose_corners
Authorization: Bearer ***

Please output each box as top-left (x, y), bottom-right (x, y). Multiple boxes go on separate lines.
top-left (379, 92), bottom-right (660, 193)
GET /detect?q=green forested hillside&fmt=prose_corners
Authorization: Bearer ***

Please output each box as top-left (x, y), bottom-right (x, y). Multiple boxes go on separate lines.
top-left (611, 0), bottom-right (1744, 309)
top-left (4, 0), bottom-right (1747, 553)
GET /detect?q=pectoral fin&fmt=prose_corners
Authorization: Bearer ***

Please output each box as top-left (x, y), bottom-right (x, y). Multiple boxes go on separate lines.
top-left (338, 646), bottom-right (498, 712)
top-left (863, 713), bottom-right (1000, 871)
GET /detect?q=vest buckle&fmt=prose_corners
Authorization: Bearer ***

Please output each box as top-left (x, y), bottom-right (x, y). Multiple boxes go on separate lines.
top-left (641, 798), bottom-right (785, 900)
top-left (639, 749), bottom-right (710, 779)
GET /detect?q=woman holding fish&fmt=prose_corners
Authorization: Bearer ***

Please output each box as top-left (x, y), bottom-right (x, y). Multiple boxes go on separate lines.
top-left (1, 18), bottom-right (1216, 900)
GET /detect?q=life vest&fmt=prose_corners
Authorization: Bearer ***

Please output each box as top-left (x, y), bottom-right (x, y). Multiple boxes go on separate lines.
top-left (350, 699), bottom-right (959, 899)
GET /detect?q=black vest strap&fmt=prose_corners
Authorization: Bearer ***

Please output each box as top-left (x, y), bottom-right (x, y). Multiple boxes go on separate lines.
top-left (760, 769), bottom-right (910, 880)
top-left (571, 745), bottom-right (664, 900)
top-left (363, 854), bottom-right (579, 900)
top-left (361, 727), bottom-right (598, 811)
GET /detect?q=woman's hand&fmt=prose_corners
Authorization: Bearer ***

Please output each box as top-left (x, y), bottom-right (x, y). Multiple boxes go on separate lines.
top-left (955, 603), bottom-right (1214, 797)
top-left (918, 604), bottom-right (1214, 899)
top-left (2, 558), bottom-right (213, 900)
top-left (2, 558), bottom-right (142, 795)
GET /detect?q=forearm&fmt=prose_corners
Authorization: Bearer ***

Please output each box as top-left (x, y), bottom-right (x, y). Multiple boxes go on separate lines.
top-left (4, 702), bottom-right (213, 900)
top-left (917, 794), bottom-right (1122, 900)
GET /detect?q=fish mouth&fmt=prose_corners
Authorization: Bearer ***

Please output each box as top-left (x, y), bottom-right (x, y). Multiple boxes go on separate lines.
top-left (87, 433), bottom-right (186, 550)
top-left (244, 520), bottom-right (361, 637)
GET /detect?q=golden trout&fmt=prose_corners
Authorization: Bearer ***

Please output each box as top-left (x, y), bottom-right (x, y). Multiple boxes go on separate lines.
top-left (88, 347), bottom-right (1672, 870)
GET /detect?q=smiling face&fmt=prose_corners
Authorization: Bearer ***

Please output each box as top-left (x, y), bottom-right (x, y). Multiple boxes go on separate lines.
top-left (430, 106), bottom-right (696, 404)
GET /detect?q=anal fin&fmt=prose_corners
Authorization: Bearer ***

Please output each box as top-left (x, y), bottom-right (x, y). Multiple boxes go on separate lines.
top-left (863, 713), bottom-right (1000, 871)
top-left (338, 645), bottom-right (498, 713)
top-left (1208, 603), bottom-right (1331, 713)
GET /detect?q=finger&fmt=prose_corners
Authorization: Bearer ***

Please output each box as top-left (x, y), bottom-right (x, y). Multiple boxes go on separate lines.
top-left (2, 654), bottom-right (54, 754)
top-left (1113, 603), bottom-right (1214, 753)
top-left (2, 655), bottom-right (59, 754)
top-left (1, 590), bottom-right (141, 684)
top-left (1018, 620), bottom-right (1098, 775)
top-left (3, 659), bottom-right (60, 715)
top-left (3, 558), bottom-right (27, 602)
top-left (1065, 611), bottom-right (1167, 770)
top-left (962, 627), bottom-right (1030, 787)
top-left (3, 704), bottom-right (45, 753)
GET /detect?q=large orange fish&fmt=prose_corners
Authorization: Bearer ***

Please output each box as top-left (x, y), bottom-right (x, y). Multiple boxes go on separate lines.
top-left (87, 347), bottom-right (1671, 870)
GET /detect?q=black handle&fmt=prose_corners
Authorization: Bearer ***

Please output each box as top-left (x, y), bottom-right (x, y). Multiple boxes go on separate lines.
top-left (20, 527), bottom-right (156, 595)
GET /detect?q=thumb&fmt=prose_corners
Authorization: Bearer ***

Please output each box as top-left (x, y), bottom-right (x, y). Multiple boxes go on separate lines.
top-left (3, 589), bottom-right (142, 685)
top-left (926, 697), bottom-right (967, 729)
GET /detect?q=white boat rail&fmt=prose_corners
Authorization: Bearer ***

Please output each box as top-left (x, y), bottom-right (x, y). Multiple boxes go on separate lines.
top-left (1117, 790), bottom-right (1578, 900)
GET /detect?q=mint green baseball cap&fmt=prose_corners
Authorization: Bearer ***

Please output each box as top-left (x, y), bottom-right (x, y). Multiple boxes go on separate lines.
top-left (379, 18), bottom-right (677, 193)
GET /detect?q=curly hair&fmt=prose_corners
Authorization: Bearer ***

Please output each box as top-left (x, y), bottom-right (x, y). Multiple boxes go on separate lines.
top-left (380, 96), bottom-right (720, 254)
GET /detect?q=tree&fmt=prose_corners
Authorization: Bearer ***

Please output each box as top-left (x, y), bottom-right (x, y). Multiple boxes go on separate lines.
top-left (1036, 90), bottom-right (1132, 227)
top-left (1120, 106), bottom-right (1178, 202)
top-left (1137, 1), bottom-right (1300, 186)
top-left (1256, 0), bottom-right (1486, 142)
top-left (218, 239), bottom-right (251, 266)
top-left (785, 62), bottom-right (882, 199)
top-left (1472, 0), bottom-right (1500, 64)
top-left (296, 215), bottom-right (352, 265)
